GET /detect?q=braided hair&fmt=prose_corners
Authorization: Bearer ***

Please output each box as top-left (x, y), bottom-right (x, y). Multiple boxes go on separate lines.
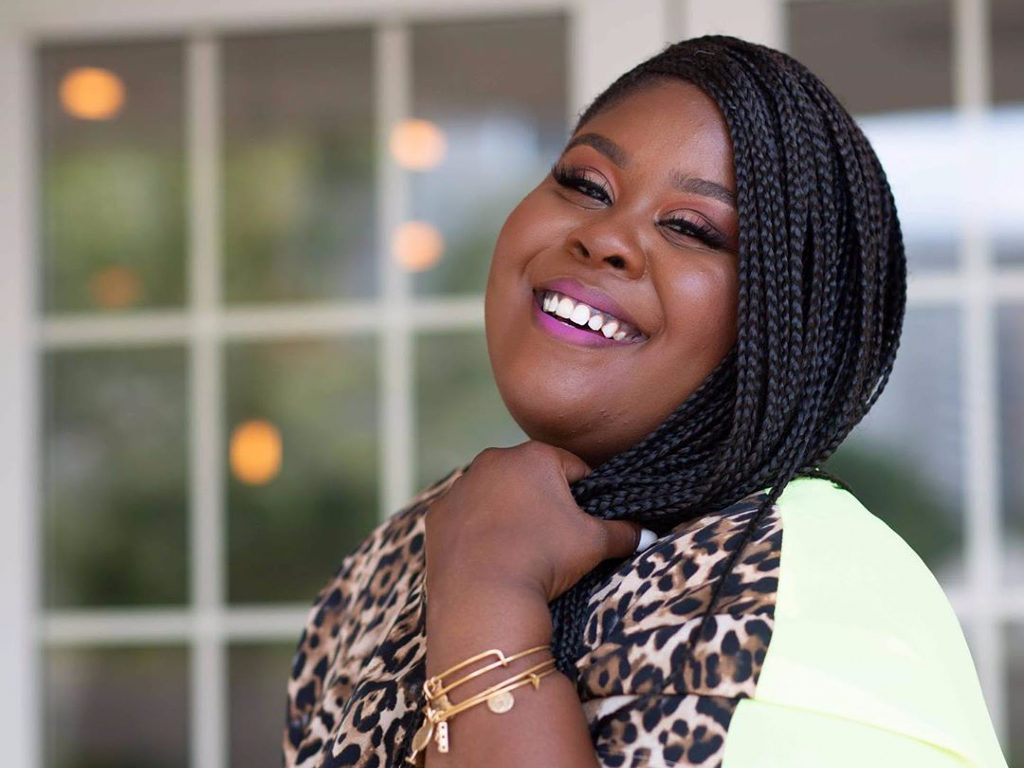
top-left (547, 35), bottom-right (907, 684)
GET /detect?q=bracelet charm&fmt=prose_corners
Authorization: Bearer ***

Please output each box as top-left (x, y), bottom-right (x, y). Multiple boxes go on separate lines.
top-left (487, 690), bottom-right (515, 713)
top-left (404, 644), bottom-right (555, 764)
top-left (435, 720), bottom-right (449, 753)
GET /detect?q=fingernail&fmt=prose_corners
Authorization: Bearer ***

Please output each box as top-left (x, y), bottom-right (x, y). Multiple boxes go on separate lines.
top-left (635, 527), bottom-right (658, 553)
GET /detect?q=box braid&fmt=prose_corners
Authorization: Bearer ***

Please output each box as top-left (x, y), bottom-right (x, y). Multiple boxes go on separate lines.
top-left (546, 35), bottom-right (908, 687)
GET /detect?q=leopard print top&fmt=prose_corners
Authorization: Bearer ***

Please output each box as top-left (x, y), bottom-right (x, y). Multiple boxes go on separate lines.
top-left (281, 464), bottom-right (784, 768)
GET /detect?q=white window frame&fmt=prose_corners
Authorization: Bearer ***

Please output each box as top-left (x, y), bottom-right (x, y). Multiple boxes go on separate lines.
top-left (0, 1), bottom-right (669, 767)
top-left (1, 0), bottom-right (1021, 765)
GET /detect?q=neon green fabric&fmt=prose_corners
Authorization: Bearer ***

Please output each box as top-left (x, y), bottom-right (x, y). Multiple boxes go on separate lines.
top-left (722, 476), bottom-right (1008, 768)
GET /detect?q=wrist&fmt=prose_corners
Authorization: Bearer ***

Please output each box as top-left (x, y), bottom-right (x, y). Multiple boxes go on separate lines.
top-left (424, 579), bottom-right (553, 680)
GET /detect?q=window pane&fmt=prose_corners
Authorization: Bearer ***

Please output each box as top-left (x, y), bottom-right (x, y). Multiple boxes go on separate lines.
top-left (788, 0), bottom-right (958, 272)
top-left (38, 40), bottom-right (186, 313)
top-left (229, 643), bottom-right (295, 768)
top-left (991, 0), bottom-right (1024, 266)
top-left (408, 15), bottom-right (568, 295)
top-left (415, 330), bottom-right (525, 489)
top-left (992, 0), bottom-right (1024, 106)
top-left (222, 28), bottom-right (377, 303)
top-left (44, 646), bottom-right (188, 768)
top-left (822, 306), bottom-right (965, 587)
top-left (43, 347), bottom-right (188, 607)
top-left (225, 337), bottom-right (378, 603)
top-left (999, 306), bottom-right (1024, 583)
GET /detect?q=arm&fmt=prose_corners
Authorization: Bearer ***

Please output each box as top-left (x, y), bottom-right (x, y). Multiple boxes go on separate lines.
top-left (423, 580), bottom-right (597, 768)
top-left (418, 442), bottom-right (642, 768)
top-left (720, 698), bottom-right (982, 768)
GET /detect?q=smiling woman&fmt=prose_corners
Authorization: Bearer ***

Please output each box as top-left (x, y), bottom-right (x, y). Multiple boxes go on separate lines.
top-left (283, 35), bottom-right (1008, 768)
top-left (485, 79), bottom-right (740, 470)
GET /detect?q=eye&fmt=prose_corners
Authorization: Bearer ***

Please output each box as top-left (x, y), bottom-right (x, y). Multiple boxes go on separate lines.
top-left (659, 213), bottom-right (728, 250)
top-left (550, 162), bottom-right (611, 204)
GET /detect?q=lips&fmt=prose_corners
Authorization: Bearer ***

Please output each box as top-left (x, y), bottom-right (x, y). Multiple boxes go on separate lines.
top-left (533, 277), bottom-right (644, 335)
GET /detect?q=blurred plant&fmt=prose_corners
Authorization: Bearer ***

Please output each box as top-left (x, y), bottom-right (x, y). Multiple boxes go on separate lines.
top-left (823, 439), bottom-right (961, 576)
top-left (42, 147), bottom-right (185, 312)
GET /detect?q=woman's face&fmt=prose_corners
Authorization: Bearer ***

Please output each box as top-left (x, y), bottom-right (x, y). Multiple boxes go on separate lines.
top-left (484, 79), bottom-right (740, 469)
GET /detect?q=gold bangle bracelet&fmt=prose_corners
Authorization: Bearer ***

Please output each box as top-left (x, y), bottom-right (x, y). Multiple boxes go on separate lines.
top-left (424, 644), bottom-right (552, 701)
top-left (423, 643), bottom-right (552, 696)
top-left (436, 660), bottom-right (557, 722)
top-left (410, 659), bottom-right (558, 758)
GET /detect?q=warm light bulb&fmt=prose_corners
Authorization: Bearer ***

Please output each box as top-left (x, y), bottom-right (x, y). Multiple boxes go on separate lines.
top-left (88, 266), bottom-right (142, 309)
top-left (389, 119), bottom-right (446, 170)
top-left (230, 420), bottom-right (282, 486)
top-left (392, 221), bottom-right (444, 272)
top-left (59, 67), bottom-right (126, 120)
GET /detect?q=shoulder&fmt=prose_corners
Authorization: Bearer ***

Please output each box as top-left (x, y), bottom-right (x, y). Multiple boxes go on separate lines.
top-left (757, 476), bottom-right (1005, 766)
top-left (576, 481), bottom-right (785, 705)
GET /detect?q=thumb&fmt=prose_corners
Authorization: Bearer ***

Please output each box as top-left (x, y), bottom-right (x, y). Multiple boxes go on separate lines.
top-left (547, 445), bottom-right (592, 484)
top-left (599, 519), bottom-right (658, 560)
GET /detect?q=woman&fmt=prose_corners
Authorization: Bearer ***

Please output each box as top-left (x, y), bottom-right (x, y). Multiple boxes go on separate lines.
top-left (283, 35), bottom-right (1008, 767)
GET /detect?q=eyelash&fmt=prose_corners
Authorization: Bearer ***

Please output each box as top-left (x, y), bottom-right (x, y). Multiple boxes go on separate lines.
top-left (549, 162), bottom-right (727, 250)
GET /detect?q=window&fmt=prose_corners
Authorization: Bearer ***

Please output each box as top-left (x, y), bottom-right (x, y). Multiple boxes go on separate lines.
top-left (34, 14), bottom-right (564, 768)
top-left (3, 1), bottom-right (1018, 766)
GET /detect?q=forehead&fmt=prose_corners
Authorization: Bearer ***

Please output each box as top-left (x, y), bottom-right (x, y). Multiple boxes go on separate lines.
top-left (571, 79), bottom-right (734, 184)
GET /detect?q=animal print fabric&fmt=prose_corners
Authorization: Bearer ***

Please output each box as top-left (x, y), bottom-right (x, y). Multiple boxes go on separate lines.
top-left (283, 465), bottom-right (782, 768)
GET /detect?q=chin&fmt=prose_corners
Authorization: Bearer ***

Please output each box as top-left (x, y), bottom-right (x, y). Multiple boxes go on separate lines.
top-left (500, 388), bottom-right (625, 467)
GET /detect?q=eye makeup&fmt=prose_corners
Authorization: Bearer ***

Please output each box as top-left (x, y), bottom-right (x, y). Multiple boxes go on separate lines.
top-left (549, 161), bottom-right (729, 250)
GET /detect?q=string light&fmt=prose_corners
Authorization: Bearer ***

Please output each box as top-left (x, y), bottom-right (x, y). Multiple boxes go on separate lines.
top-left (389, 118), bottom-right (446, 170)
top-left (392, 221), bottom-right (444, 272)
top-left (230, 420), bottom-right (283, 485)
top-left (60, 67), bottom-right (126, 120)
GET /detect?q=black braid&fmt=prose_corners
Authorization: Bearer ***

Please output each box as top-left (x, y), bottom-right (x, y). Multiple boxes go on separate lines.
top-left (545, 36), bottom-right (908, 686)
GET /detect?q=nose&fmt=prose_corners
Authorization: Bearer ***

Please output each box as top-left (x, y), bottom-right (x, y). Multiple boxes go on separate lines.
top-left (565, 212), bottom-right (646, 278)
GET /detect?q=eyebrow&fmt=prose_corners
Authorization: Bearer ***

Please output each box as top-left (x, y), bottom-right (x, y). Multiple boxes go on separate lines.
top-left (563, 132), bottom-right (737, 209)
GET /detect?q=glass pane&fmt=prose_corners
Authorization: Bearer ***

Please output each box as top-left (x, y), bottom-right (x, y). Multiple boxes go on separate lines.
top-left (222, 28), bottom-right (377, 303)
top-left (1009, 623), bottom-right (1024, 766)
top-left (992, 0), bottom-right (1024, 106)
top-left (225, 337), bottom-right (378, 603)
top-left (789, 0), bottom-right (958, 272)
top-left (822, 306), bottom-right (965, 587)
top-left (415, 330), bottom-right (526, 490)
top-left (38, 40), bottom-right (186, 313)
top-left (44, 646), bottom-right (188, 768)
top-left (408, 14), bottom-right (568, 295)
top-left (999, 306), bottom-right (1024, 583)
top-left (991, 0), bottom-right (1024, 266)
top-left (43, 347), bottom-right (187, 607)
top-left (229, 643), bottom-right (295, 768)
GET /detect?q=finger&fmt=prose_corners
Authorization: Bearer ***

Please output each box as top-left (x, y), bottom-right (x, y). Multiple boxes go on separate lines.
top-left (547, 445), bottom-right (592, 484)
top-left (600, 520), bottom-right (658, 560)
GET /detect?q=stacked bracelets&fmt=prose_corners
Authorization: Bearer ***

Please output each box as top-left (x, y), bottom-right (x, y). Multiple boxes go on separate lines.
top-left (404, 643), bottom-right (557, 765)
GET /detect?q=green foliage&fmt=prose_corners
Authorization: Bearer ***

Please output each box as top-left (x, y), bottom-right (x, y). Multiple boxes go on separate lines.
top-left (824, 439), bottom-right (961, 575)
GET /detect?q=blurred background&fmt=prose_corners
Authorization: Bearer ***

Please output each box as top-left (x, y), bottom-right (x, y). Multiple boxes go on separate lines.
top-left (0, 0), bottom-right (1020, 766)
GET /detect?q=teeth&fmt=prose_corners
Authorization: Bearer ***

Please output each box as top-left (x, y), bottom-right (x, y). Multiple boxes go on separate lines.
top-left (538, 290), bottom-right (644, 342)
top-left (569, 304), bottom-right (591, 325)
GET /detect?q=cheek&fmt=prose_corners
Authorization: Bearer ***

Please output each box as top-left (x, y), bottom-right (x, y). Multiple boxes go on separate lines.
top-left (662, 262), bottom-right (739, 356)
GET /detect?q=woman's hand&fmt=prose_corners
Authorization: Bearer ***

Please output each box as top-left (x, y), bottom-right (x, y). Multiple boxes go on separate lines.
top-left (420, 441), bottom-right (644, 767)
top-left (424, 440), bottom-right (643, 604)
